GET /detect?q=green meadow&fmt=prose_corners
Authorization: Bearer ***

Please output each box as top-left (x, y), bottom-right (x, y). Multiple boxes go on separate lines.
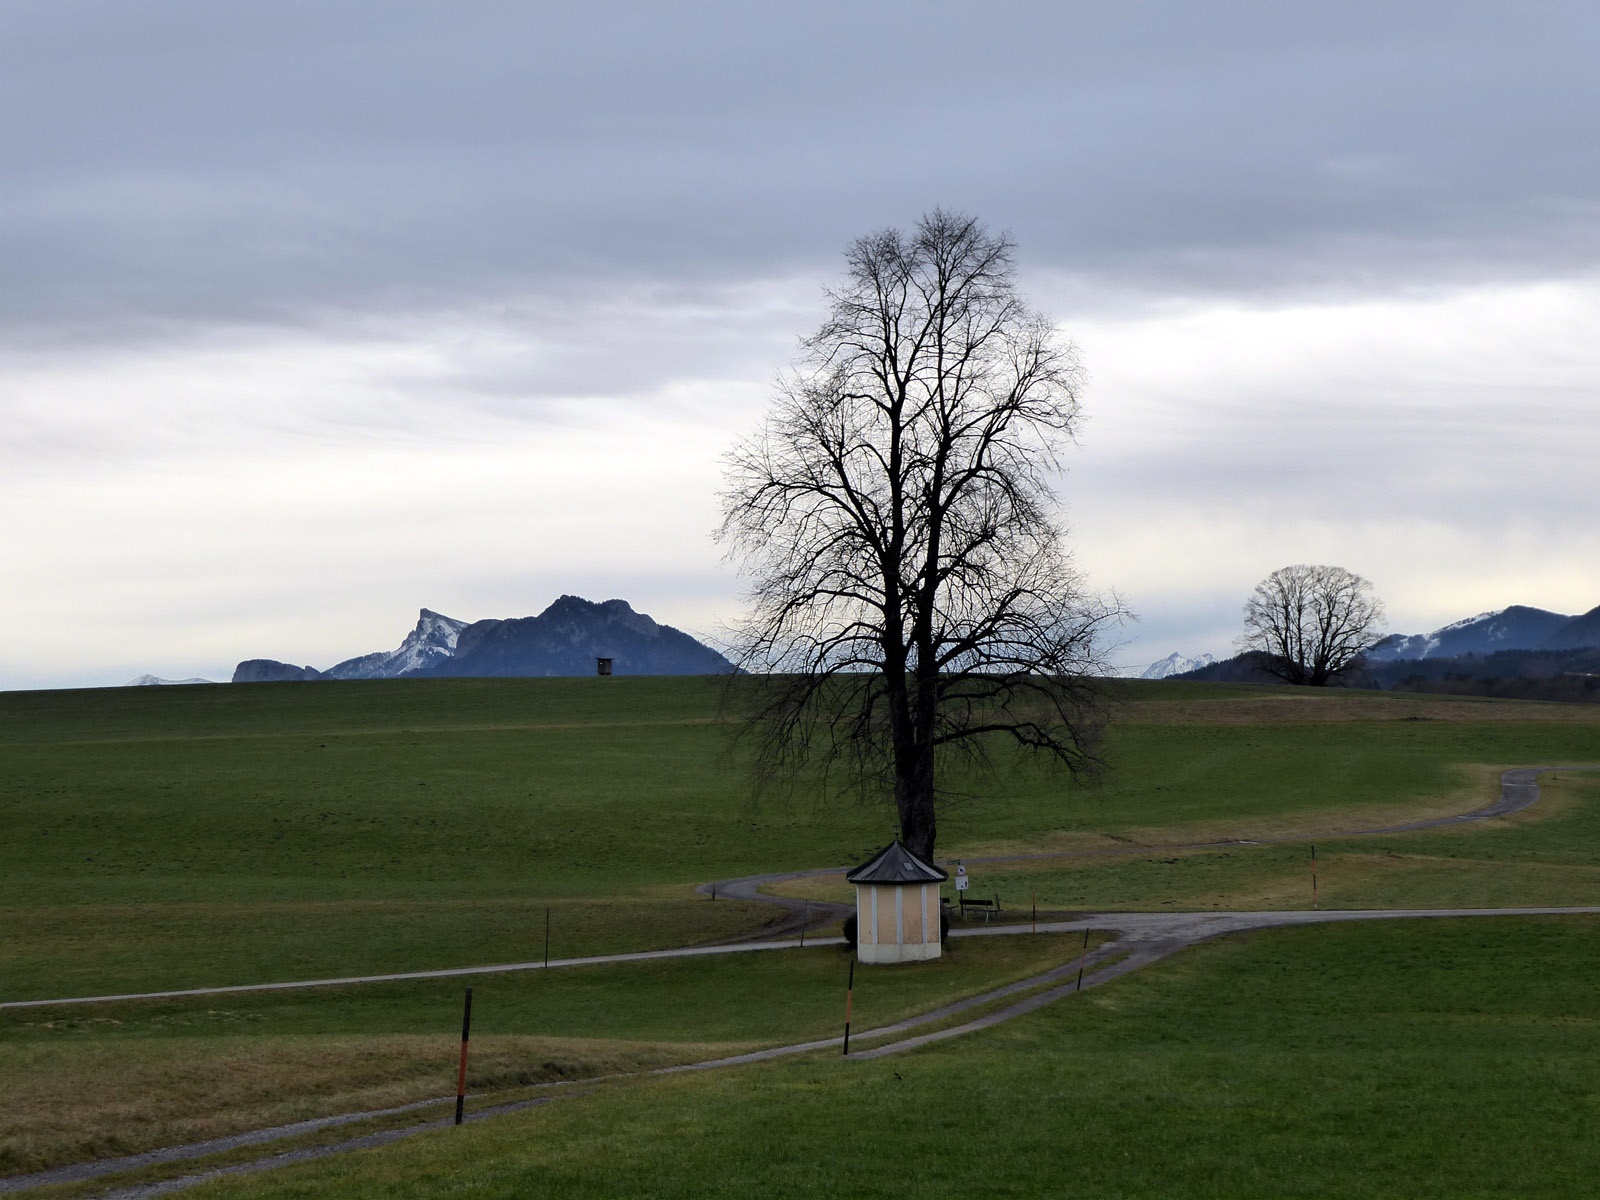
top-left (187, 916), bottom-right (1600, 1200)
top-left (4, 677), bottom-right (1600, 1194)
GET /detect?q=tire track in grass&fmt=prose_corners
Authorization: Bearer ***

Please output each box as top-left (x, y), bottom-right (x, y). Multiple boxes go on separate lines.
top-left (17, 907), bottom-right (1600, 1197)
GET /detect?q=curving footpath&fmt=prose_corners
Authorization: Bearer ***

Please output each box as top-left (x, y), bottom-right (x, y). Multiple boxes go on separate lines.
top-left (699, 765), bottom-right (1589, 940)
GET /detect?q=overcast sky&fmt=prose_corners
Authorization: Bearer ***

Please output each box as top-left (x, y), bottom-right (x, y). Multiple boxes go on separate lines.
top-left (4, 1), bottom-right (1598, 689)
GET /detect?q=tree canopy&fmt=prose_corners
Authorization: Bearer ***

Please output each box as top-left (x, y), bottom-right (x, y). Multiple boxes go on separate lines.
top-left (1239, 563), bottom-right (1385, 686)
top-left (718, 211), bottom-right (1120, 860)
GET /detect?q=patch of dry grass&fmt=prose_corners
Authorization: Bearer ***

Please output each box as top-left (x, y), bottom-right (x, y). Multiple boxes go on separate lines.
top-left (1313, 851), bottom-right (1600, 908)
top-left (0, 1033), bottom-right (740, 1177)
top-left (1, 933), bottom-right (1091, 1180)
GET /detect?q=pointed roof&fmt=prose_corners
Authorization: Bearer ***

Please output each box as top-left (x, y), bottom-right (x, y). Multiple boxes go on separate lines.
top-left (845, 841), bottom-right (949, 885)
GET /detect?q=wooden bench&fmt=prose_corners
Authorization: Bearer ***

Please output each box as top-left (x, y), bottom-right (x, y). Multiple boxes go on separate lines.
top-left (957, 894), bottom-right (1003, 922)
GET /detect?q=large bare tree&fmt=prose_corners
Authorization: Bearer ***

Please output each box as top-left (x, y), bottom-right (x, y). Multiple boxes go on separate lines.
top-left (717, 211), bottom-right (1120, 861)
top-left (1239, 564), bottom-right (1385, 686)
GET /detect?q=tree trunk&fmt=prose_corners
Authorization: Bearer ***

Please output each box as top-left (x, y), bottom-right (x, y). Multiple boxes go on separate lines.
top-left (894, 668), bottom-right (939, 860)
top-left (895, 758), bottom-right (937, 861)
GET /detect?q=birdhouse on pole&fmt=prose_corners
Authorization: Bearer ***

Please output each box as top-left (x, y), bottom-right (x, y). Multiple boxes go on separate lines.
top-left (845, 841), bottom-right (948, 964)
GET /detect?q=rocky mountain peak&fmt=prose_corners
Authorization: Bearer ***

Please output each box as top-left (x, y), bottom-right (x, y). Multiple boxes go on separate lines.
top-left (227, 596), bottom-right (732, 682)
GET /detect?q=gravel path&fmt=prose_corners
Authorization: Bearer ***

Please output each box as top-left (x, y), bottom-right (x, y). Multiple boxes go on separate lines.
top-left (696, 764), bottom-right (1591, 939)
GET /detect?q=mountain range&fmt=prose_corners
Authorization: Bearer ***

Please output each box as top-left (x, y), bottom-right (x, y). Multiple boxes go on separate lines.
top-left (231, 596), bottom-right (734, 683)
top-left (1367, 604), bottom-right (1600, 661)
top-left (1122, 652), bottom-right (1217, 680)
top-left (145, 597), bottom-right (1600, 690)
top-left (1170, 600), bottom-right (1600, 698)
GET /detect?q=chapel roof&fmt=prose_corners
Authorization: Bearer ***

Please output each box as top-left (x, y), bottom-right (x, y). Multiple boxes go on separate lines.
top-left (844, 840), bottom-right (949, 885)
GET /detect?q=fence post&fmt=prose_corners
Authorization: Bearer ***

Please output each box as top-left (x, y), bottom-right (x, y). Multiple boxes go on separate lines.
top-left (454, 987), bottom-right (474, 1126)
top-left (842, 958), bottom-right (855, 1055)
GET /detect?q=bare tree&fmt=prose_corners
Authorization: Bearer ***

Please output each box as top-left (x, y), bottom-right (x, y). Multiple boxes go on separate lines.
top-left (1238, 564), bottom-right (1385, 686)
top-left (717, 211), bottom-right (1122, 861)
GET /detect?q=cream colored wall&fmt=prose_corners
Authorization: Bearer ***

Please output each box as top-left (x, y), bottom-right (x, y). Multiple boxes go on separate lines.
top-left (875, 886), bottom-right (896, 945)
top-left (853, 881), bottom-right (944, 963)
top-left (903, 886), bottom-right (921, 942)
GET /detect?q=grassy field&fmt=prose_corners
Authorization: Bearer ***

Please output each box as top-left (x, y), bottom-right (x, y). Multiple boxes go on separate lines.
top-left (5, 676), bottom-right (1600, 1192)
top-left (1, 933), bottom-right (1093, 1178)
top-left (7, 678), bottom-right (1600, 998)
top-left (175, 916), bottom-right (1600, 1200)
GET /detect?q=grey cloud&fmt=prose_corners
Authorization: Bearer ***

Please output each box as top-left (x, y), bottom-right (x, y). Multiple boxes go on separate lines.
top-left (6, 1), bottom-right (1599, 687)
top-left (5, 1), bottom-right (1598, 342)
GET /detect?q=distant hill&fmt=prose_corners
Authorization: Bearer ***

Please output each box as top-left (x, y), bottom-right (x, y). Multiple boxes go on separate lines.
top-left (421, 596), bottom-right (733, 678)
top-left (1177, 643), bottom-right (1600, 703)
top-left (1173, 652), bottom-right (1283, 685)
top-left (230, 597), bottom-right (732, 683)
top-left (1545, 604), bottom-right (1600, 650)
top-left (1372, 646), bottom-right (1600, 703)
top-left (233, 660), bottom-right (326, 683)
top-left (1364, 603), bottom-right (1600, 662)
top-left (1368, 605), bottom-right (1580, 661)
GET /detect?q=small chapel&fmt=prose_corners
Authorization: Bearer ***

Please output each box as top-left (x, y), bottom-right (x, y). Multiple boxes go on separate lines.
top-left (844, 841), bottom-right (948, 963)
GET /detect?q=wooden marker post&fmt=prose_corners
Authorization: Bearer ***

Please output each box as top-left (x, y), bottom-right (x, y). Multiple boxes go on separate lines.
top-left (1032, 889), bottom-right (1037, 934)
top-left (800, 899), bottom-right (808, 947)
top-left (1311, 844), bottom-right (1319, 911)
top-left (454, 987), bottom-right (473, 1126)
top-left (842, 959), bottom-right (855, 1055)
top-left (544, 907), bottom-right (551, 969)
top-left (1076, 928), bottom-right (1090, 992)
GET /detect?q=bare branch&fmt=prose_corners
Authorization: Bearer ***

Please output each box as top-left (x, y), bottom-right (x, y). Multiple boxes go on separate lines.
top-left (1237, 564), bottom-right (1385, 686)
top-left (717, 211), bottom-right (1124, 859)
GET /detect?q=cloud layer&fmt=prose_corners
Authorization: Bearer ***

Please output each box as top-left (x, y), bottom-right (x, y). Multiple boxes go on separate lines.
top-left (3, 2), bottom-right (1598, 685)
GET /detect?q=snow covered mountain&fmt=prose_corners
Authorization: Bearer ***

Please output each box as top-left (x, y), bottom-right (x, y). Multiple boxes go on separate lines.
top-left (324, 608), bottom-right (468, 679)
top-left (1367, 605), bottom-right (1588, 661)
top-left (1119, 652), bottom-right (1216, 680)
top-left (124, 674), bottom-right (216, 686)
